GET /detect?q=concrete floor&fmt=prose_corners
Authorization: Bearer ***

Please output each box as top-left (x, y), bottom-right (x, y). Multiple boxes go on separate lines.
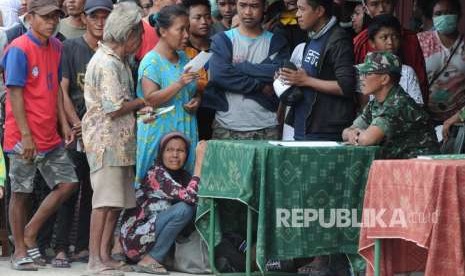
top-left (0, 257), bottom-right (212, 276)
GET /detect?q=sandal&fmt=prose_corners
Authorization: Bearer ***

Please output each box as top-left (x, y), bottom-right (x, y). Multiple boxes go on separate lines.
top-left (51, 257), bottom-right (71, 268)
top-left (135, 262), bottom-right (169, 275)
top-left (114, 261), bottom-right (134, 272)
top-left (71, 250), bottom-right (90, 263)
top-left (26, 247), bottom-right (47, 266)
top-left (111, 252), bottom-right (126, 262)
top-left (10, 256), bottom-right (38, 271)
top-left (86, 267), bottom-right (125, 276)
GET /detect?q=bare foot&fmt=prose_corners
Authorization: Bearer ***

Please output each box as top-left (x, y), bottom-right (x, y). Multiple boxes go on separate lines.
top-left (137, 254), bottom-right (160, 266)
top-left (102, 258), bottom-right (124, 269)
top-left (56, 250), bottom-right (67, 260)
top-left (88, 258), bottom-right (110, 272)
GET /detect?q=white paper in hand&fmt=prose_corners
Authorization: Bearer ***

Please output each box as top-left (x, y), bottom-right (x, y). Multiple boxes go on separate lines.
top-left (183, 51), bottom-right (212, 72)
top-left (273, 77), bottom-right (291, 97)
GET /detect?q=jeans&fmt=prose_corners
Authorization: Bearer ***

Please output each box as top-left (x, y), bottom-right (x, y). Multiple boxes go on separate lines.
top-left (149, 202), bottom-right (195, 262)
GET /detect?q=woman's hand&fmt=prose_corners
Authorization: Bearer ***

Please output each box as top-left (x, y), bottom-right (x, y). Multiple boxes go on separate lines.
top-left (443, 113), bottom-right (461, 142)
top-left (279, 68), bottom-right (310, 87)
top-left (183, 96), bottom-right (201, 114)
top-left (193, 140), bottom-right (208, 177)
top-left (0, 186), bottom-right (3, 199)
top-left (178, 70), bottom-right (199, 87)
top-left (137, 106), bottom-right (156, 124)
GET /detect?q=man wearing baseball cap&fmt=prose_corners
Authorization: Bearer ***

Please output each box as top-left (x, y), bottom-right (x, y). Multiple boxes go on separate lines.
top-left (343, 51), bottom-right (439, 158)
top-left (53, 0), bottom-right (114, 268)
top-left (1, 0), bottom-right (78, 271)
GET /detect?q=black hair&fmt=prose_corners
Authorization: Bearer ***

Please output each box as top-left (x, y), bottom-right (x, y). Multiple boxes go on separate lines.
top-left (149, 5), bottom-right (189, 36)
top-left (182, 0), bottom-right (211, 11)
top-left (305, 0), bottom-right (333, 17)
top-left (424, 0), bottom-right (462, 19)
top-left (368, 14), bottom-right (401, 41)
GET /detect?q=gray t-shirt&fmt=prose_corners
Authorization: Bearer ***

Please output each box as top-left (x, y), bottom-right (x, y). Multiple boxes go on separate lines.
top-left (59, 17), bottom-right (86, 39)
top-left (62, 36), bottom-right (95, 118)
top-left (216, 28), bottom-right (278, 131)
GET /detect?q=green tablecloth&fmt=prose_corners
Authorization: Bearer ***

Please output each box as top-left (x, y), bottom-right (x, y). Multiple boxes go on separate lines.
top-left (195, 140), bottom-right (378, 272)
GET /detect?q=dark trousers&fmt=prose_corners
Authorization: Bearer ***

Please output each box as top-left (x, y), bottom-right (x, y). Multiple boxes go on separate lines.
top-left (54, 151), bottom-right (91, 253)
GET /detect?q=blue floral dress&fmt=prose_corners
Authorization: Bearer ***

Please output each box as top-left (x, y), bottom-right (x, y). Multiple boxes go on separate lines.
top-left (135, 50), bottom-right (198, 184)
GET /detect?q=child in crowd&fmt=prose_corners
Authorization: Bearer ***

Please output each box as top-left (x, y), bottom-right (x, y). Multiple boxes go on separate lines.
top-left (363, 13), bottom-right (424, 105)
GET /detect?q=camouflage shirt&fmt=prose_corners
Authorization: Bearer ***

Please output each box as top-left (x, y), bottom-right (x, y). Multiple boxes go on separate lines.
top-left (353, 85), bottom-right (439, 159)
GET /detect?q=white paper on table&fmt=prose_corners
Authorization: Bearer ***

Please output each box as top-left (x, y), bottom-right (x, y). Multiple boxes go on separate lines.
top-left (268, 141), bottom-right (342, 147)
top-left (273, 77), bottom-right (291, 97)
top-left (435, 125), bottom-right (443, 142)
top-left (183, 51), bottom-right (212, 72)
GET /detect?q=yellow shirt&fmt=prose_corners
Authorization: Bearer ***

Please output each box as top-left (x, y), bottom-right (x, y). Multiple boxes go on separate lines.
top-left (184, 46), bottom-right (209, 95)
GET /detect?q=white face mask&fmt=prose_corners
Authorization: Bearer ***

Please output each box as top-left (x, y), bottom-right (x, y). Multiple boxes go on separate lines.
top-left (339, 21), bottom-right (353, 28)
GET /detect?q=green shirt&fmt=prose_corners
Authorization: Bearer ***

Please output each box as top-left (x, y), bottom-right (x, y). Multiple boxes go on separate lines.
top-left (353, 85), bottom-right (439, 159)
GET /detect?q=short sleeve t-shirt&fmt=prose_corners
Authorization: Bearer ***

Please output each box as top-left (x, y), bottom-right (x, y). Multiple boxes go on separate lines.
top-left (1, 31), bottom-right (63, 152)
top-left (62, 36), bottom-right (95, 119)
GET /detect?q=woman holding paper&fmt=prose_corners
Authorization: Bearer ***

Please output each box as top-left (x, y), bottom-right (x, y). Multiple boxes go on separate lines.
top-left (135, 4), bottom-right (199, 184)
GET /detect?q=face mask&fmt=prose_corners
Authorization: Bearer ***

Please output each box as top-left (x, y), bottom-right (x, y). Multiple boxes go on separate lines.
top-left (433, 14), bottom-right (458, 35)
top-left (339, 21), bottom-right (353, 28)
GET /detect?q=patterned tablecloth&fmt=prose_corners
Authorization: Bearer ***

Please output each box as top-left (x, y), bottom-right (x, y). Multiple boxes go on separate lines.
top-left (195, 140), bottom-right (378, 272)
top-left (359, 158), bottom-right (465, 276)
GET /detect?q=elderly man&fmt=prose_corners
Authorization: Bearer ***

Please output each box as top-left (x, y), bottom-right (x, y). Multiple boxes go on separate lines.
top-left (81, 2), bottom-right (146, 275)
top-left (343, 51), bottom-right (439, 158)
top-left (51, 0), bottom-right (114, 267)
top-left (2, 0), bottom-right (78, 271)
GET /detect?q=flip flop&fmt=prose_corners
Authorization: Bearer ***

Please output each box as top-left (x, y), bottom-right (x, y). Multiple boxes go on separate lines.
top-left (111, 252), bottom-right (126, 262)
top-left (51, 257), bottom-right (71, 268)
top-left (26, 247), bottom-right (47, 266)
top-left (111, 261), bottom-right (134, 272)
top-left (10, 256), bottom-right (38, 271)
top-left (71, 251), bottom-right (90, 263)
top-left (134, 262), bottom-right (169, 275)
top-left (86, 267), bottom-right (125, 276)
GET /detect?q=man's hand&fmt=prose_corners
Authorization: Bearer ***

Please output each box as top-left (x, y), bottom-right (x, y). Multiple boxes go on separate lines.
top-left (62, 123), bottom-right (75, 147)
top-left (0, 187), bottom-right (3, 199)
top-left (443, 113), bottom-right (461, 142)
top-left (72, 121), bottom-right (82, 138)
top-left (183, 96), bottom-right (201, 114)
top-left (279, 68), bottom-right (310, 87)
top-left (345, 128), bottom-right (361, 145)
top-left (21, 133), bottom-right (36, 160)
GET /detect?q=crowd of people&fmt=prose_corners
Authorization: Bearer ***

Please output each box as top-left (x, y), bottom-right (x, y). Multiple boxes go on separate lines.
top-left (0, 0), bottom-right (463, 275)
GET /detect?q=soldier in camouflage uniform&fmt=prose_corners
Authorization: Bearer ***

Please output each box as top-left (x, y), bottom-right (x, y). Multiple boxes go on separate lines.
top-left (342, 51), bottom-right (439, 159)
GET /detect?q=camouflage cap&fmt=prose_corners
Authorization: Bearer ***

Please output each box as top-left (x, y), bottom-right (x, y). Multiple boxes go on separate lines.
top-left (355, 51), bottom-right (402, 75)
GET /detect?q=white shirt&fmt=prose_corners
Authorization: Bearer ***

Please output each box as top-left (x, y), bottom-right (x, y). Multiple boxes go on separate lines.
top-left (0, 0), bottom-right (21, 28)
